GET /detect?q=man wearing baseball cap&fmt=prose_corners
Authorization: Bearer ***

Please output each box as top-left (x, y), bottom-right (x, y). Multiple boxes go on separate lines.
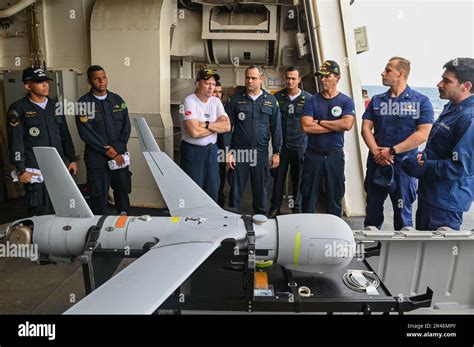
top-left (179, 68), bottom-right (230, 202)
top-left (7, 67), bottom-right (77, 216)
top-left (300, 60), bottom-right (356, 217)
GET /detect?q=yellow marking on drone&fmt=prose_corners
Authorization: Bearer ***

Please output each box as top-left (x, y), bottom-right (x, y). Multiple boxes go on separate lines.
top-left (171, 217), bottom-right (180, 223)
top-left (293, 230), bottom-right (301, 266)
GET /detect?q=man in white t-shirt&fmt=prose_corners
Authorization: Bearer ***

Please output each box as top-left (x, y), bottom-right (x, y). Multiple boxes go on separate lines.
top-left (180, 68), bottom-right (230, 201)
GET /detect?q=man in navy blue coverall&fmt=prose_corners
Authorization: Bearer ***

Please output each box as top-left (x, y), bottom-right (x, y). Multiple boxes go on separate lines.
top-left (225, 65), bottom-right (282, 215)
top-left (8, 67), bottom-right (77, 216)
top-left (402, 58), bottom-right (474, 230)
top-left (268, 67), bottom-right (311, 217)
top-left (76, 65), bottom-right (132, 215)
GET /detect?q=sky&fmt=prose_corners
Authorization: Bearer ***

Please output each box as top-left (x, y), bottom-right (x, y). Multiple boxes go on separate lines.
top-left (351, 0), bottom-right (474, 88)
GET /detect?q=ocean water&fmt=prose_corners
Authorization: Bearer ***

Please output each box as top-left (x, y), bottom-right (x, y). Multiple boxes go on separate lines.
top-left (363, 85), bottom-right (447, 118)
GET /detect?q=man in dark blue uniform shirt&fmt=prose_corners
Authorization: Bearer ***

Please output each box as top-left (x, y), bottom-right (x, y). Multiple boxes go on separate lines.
top-left (8, 67), bottom-right (77, 216)
top-left (76, 65), bottom-right (131, 215)
top-left (268, 67), bottom-right (311, 217)
top-left (300, 60), bottom-right (355, 217)
top-left (402, 57), bottom-right (474, 230)
top-left (225, 65), bottom-right (282, 215)
top-left (362, 57), bottom-right (434, 230)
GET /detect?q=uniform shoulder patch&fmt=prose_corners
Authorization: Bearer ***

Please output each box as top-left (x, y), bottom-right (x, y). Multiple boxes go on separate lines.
top-left (8, 109), bottom-right (20, 118)
top-left (120, 102), bottom-right (127, 110)
top-left (79, 115), bottom-right (89, 123)
top-left (8, 109), bottom-right (20, 127)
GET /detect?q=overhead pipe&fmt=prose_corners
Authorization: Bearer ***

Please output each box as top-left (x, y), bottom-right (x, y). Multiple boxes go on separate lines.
top-left (0, 0), bottom-right (37, 18)
top-left (303, 0), bottom-right (322, 93)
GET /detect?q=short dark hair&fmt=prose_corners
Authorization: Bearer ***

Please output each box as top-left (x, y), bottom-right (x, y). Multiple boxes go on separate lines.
top-left (389, 56), bottom-right (411, 78)
top-left (245, 65), bottom-right (264, 77)
top-left (87, 65), bottom-right (105, 79)
top-left (443, 58), bottom-right (474, 93)
top-left (285, 66), bottom-right (301, 77)
top-left (215, 80), bottom-right (222, 87)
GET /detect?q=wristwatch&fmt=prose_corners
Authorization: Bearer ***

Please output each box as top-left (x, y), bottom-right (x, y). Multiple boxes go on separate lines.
top-left (318, 119), bottom-right (322, 125)
top-left (205, 121), bottom-right (210, 129)
top-left (389, 146), bottom-right (397, 155)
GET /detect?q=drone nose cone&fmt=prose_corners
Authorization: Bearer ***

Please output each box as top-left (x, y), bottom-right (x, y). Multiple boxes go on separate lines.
top-left (275, 214), bottom-right (355, 273)
top-left (7, 224), bottom-right (33, 245)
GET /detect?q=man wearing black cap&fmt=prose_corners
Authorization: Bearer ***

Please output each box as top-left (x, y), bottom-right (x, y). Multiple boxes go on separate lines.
top-left (76, 65), bottom-right (132, 215)
top-left (180, 68), bottom-right (230, 202)
top-left (300, 60), bottom-right (356, 217)
top-left (7, 67), bottom-right (77, 216)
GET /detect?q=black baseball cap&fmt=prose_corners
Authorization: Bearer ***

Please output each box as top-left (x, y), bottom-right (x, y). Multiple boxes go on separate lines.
top-left (22, 67), bottom-right (53, 83)
top-left (315, 60), bottom-right (341, 76)
top-left (196, 68), bottom-right (220, 82)
top-left (373, 165), bottom-right (396, 193)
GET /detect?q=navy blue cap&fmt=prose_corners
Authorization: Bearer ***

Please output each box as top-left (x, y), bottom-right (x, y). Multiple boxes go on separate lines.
top-left (22, 67), bottom-right (53, 83)
top-left (373, 165), bottom-right (396, 193)
top-left (402, 152), bottom-right (428, 178)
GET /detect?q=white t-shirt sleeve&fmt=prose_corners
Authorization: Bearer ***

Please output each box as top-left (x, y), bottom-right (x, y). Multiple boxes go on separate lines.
top-left (181, 96), bottom-right (199, 121)
top-left (215, 98), bottom-right (228, 119)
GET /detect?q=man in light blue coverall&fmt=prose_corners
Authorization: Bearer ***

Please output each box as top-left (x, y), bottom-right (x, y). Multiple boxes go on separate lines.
top-left (361, 57), bottom-right (434, 230)
top-left (402, 57), bottom-right (474, 230)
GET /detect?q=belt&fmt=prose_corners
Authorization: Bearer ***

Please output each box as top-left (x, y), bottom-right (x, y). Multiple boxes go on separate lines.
top-left (308, 147), bottom-right (343, 156)
top-left (183, 140), bottom-right (216, 148)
